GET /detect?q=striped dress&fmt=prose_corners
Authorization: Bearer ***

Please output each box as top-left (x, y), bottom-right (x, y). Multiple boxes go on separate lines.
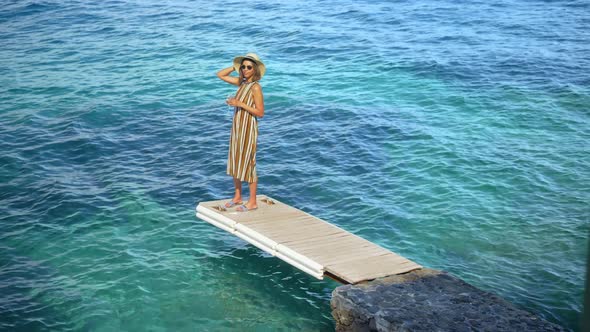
top-left (227, 81), bottom-right (259, 183)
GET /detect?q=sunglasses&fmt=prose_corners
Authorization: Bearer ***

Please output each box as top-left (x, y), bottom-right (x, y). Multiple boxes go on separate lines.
top-left (240, 65), bottom-right (254, 70)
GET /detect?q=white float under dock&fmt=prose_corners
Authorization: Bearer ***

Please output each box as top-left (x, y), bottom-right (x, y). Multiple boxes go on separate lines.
top-left (196, 195), bottom-right (421, 284)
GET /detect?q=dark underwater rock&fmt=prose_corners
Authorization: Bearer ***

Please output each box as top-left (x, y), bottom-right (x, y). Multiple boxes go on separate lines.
top-left (331, 268), bottom-right (565, 332)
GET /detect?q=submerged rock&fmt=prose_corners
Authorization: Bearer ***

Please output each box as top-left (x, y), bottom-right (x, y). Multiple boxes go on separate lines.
top-left (331, 268), bottom-right (565, 331)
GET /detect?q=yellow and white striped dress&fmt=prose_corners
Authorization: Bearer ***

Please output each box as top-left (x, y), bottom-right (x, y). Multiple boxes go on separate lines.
top-left (227, 81), bottom-right (259, 183)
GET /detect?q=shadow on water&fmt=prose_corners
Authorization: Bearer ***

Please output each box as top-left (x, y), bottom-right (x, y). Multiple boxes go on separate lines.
top-left (195, 243), bottom-right (339, 331)
top-left (0, 246), bottom-right (80, 332)
top-left (1, 184), bottom-right (338, 331)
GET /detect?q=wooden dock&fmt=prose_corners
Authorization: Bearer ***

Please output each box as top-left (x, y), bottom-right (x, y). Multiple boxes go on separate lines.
top-left (196, 195), bottom-right (421, 284)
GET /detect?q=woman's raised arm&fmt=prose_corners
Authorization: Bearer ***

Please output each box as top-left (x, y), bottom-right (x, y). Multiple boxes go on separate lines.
top-left (217, 67), bottom-right (240, 86)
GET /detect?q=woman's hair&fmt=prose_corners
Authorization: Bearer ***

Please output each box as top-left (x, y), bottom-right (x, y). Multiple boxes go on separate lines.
top-left (238, 59), bottom-right (261, 83)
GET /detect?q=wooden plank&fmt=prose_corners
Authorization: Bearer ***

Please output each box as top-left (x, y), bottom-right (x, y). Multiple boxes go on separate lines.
top-left (238, 211), bottom-right (304, 224)
top-left (320, 250), bottom-right (394, 267)
top-left (250, 217), bottom-right (328, 232)
top-left (294, 237), bottom-right (378, 256)
top-left (271, 229), bottom-right (344, 244)
top-left (327, 251), bottom-right (407, 266)
top-left (257, 221), bottom-right (340, 237)
top-left (298, 239), bottom-right (384, 256)
top-left (310, 248), bottom-right (391, 265)
top-left (246, 220), bottom-right (319, 235)
top-left (242, 212), bottom-right (313, 224)
top-left (280, 231), bottom-right (353, 246)
top-left (345, 264), bottom-right (421, 284)
top-left (283, 233), bottom-right (357, 250)
top-left (326, 254), bottom-right (422, 283)
top-left (284, 234), bottom-right (361, 252)
top-left (196, 195), bottom-right (423, 284)
top-left (310, 246), bottom-right (389, 263)
top-left (283, 238), bottom-right (356, 254)
top-left (259, 226), bottom-right (341, 241)
top-left (245, 215), bottom-right (319, 231)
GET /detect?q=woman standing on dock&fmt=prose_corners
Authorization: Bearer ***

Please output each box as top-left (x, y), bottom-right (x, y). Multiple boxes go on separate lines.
top-left (216, 53), bottom-right (265, 212)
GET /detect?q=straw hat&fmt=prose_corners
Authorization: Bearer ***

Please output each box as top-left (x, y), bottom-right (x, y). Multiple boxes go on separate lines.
top-left (233, 53), bottom-right (266, 78)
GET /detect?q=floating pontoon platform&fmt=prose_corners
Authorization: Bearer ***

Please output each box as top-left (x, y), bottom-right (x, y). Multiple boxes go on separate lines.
top-left (196, 195), bottom-right (421, 284)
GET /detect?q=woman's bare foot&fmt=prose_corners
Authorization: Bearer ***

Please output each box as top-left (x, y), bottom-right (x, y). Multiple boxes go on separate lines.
top-left (237, 200), bottom-right (258, 212)
top-left (224, 197), bottom-right (243, 208)
top-left (244, 200), bottom-right (257, 210)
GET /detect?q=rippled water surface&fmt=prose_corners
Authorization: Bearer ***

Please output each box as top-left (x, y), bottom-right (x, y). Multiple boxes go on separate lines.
top-left (1, 0), bottom-right (589, 330)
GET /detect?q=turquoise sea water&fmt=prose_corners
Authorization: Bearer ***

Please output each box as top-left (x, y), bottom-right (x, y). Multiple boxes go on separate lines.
top-left (1, 0), bottom-right (589, 330)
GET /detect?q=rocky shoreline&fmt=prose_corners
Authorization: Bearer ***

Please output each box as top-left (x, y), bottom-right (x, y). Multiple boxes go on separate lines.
top-left (331, 268), bottom-right (566, 331)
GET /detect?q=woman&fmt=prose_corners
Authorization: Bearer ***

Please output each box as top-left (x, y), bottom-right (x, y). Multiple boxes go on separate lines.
top-left (216, 53), bottom-right (265, 212)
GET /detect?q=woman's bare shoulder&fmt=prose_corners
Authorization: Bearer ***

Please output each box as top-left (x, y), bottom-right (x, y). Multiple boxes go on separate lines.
top-left (252, 82), bottom-right (263, 91)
